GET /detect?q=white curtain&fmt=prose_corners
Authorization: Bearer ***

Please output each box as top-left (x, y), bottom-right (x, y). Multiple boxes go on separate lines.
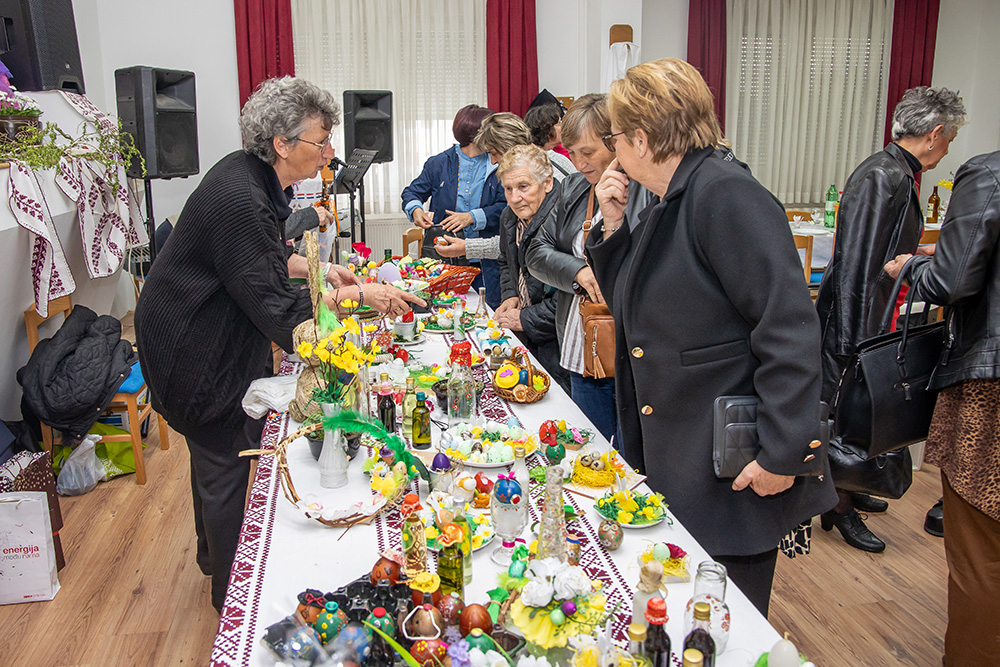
top-left (291, 0), bottom-right (487, 215)
top-left (725, 0), bottom-right (893, 204)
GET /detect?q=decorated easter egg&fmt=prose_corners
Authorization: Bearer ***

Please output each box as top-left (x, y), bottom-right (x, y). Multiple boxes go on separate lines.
top-left (549, 608), bottom-right (566, 626)
top-left (331, 623), bottom-right (371, 662)
top-left (286, 625), bottom-right (322, 662)
top-left (597, 518), bottom-right (624, 551)
top-left (365, 606), bottom-right (396, 639)
top-left (459, 603), bottom-right (493, 637)
top-left (652, 543), bottom-right (671, 561)
top-left (539, 420), bottom-right (558, 446)
top-left (431, 453), bottom-right (452, 472)
top-left (408, 603), bottom-right (445, 640)
top-left (296, 588), bottom-right (327, 625)
top-left (437, 591), bottom-right (465, 626)
top-left (546, 442), bottom-right (566, 466)
top-left (410, 638), bottom-right (449, 667)
top-left (561, 600), bottom-right (577, 617)
top-left (314, 601), bottom-right (349, 644)
top-left (371, 555), bottom-right (402, 586)
top-left (495, 364), bottom-right (520, 389)
top-left (493, 477), bottom-right (522, 504)
top-left (518, 369), bottom-right (529, 385)
top-left (465, 627), bottom-right (493, 652)
top-left (508, 560), bottom-right (527, 578)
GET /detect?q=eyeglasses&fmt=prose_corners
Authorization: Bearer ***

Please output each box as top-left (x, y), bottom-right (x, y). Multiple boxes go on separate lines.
top-left (295, 134), bottom-right (332, 149)
top-left (601, 131), bottom-right (626, 152)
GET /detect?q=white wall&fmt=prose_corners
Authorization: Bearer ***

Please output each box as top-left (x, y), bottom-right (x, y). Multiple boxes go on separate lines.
top-left (641, 0), bottom-right (688, 62)
top-left (928, 0), bottom-right (1000, 205)
top-left (72, 0), bottom-right (242, 222)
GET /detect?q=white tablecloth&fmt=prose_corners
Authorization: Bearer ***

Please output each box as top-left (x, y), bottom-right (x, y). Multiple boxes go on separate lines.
top-left (210, 295), bottom-right (783, 667)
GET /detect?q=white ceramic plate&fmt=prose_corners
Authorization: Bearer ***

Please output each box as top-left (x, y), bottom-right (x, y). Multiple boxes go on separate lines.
top-left (619, 516), bottom-right (667, 529)
top-left (393, 333), bottom-right (427, 346)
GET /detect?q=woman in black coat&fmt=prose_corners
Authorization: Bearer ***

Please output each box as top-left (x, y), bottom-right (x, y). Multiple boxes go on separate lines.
top-left (885, 151), bottom-right (1000, 665)
top-left (587, 59), bottom-right (836, 616)
top-left (815, 86), bottom-right (966, 552)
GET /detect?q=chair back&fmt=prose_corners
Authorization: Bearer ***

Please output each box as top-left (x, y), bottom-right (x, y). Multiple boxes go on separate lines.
top-left (24, 295), bottom-right (73, 354)
top-left (402, 226), bottom-right (423, 257)
top-left (920, 228), bottom-right (940, 245)
top-left (792, 234), bottom-right (814, 282)
top-left (785, 209), bottom-right (814, 223)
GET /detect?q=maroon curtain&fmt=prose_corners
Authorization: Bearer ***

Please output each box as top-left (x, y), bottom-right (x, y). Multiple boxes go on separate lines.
top-left (234, 0), bottom-right (296, 109)
top-left (486, 0), bottom-right (539, 116)
top-left (687, 0), bottom-right (727, 135)
top-left (884, 0), bottom-right (941, 146)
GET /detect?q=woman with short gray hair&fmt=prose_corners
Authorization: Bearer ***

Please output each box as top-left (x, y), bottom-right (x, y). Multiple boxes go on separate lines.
top-left (815, 85), bottom-right (967, 553)
top-left (135, 76), bottom-right (422, 611)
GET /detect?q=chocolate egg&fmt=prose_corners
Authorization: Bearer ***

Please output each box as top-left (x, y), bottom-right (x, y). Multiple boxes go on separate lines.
top-left (437, 591), bottom-right (465, 626)
top-left (410, 638), bottom-right (449, 667)
top-left (371, 556), bottom-right (402, 586)
top-left (459, 603), bottom-right (493, 637)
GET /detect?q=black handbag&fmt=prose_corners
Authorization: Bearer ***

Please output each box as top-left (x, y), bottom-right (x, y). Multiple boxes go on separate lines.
top-left (827, 437), bottom-right (913, 499)
top-left (833, 258), bottom-right (946, 459)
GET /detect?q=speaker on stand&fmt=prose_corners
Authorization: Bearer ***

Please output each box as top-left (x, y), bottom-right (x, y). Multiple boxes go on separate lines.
top-left (342, 90), bottom-right (392, 244)
top-left (0, 0), bottom-right (85, 93)
top-left (115, 66), bottom-right (199, 266)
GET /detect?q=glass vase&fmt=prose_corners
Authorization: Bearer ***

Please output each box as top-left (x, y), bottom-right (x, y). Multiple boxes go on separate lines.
top-left (683, 560), bottom-right (731, 654)
top-left (537, 465), bottom-right (567, 562)
top-left (319, 402), bottom-right (349, 489)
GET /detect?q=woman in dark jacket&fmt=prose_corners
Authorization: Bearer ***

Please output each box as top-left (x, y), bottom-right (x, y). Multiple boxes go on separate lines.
top-left (885, 151), bottom-right (1000, 666)
top-left (400, 104), bottom-right (506, 308)
top-left (525, 93), bottom-right (651, 440)
top-left (587, 58), bottom-right (836, 616)
top-left (494, 144), bottom-right (569, 393)
top-left (815, 86), bottom-right (966, 552)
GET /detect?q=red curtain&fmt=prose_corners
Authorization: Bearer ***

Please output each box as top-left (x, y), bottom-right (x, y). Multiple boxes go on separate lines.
top-left (884, 0), bottom-right (941, 146)
top-left (687, 0), bottom-right (727, 135)
top-left (486, 0), bottom-right (539, 116)
top-left (234, 0), bottom-right (296, 109)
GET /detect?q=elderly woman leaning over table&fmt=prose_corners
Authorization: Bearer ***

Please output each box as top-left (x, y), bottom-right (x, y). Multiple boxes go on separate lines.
top-left (492, 144), bottom-right (571, 394)
top-left (134, 76), bottom-right (423, 613)
top-left (586, 58), bottom-right (836, 617)
top-left (524, 93), bottom-right (652, 442)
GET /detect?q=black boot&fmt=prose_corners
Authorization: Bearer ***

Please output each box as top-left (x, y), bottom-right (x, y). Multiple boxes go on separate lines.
top-left (820, 510), bottom-right (886, 553)
top-left (924, 498), bottom-right (944, 537)
top-left (850, 492), bottom-right (888, 513)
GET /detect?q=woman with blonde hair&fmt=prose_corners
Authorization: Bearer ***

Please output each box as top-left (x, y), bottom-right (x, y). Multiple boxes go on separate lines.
top-left (587, 58), bottom-right (835, 614)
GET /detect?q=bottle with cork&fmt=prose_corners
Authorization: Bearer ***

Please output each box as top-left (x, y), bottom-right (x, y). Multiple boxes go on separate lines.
top-left (927, 185), bottom-right (941, 223)
top-left (402, 376), bottom-right (417, 440)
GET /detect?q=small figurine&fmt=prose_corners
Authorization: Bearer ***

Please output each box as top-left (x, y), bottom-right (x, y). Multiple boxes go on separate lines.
top-left (597, 518), bottom-right (624, 551)
top-left (296, 589), bottom-right (328, 624)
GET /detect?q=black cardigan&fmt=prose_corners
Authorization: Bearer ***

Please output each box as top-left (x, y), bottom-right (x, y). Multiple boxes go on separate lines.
top-left (134, 151), bottom-right (313, 446)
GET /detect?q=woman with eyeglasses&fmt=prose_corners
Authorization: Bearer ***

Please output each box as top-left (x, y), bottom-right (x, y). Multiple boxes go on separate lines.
top-left (586, 59), bottom-right (836, 616)
top-left (135, 77), bottom-right (423, 612)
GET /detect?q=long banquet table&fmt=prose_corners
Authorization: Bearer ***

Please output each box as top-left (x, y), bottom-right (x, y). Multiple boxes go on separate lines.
top-left (211, 294), bottom-right (784, 667)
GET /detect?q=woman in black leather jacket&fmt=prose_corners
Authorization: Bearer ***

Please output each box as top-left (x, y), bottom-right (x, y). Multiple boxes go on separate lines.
top-left (524, 94), bottom-right (651, 440)
top-left (815, 86), bottom-right (966, 553)
top-left (885, 151), bottom-right (1000, 665)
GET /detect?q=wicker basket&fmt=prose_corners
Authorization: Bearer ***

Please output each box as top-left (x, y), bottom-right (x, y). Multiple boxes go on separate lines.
top-left (427, 264), bottom-right (480, 297)
top-left (492, 348), bottom-right (550, 403)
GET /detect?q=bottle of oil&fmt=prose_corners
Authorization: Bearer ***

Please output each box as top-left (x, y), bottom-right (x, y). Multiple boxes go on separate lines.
top-left (412, 391), bottom-right (431, 449)
top-left (437, 526), bottom-right (465, 598)
top-left (402, 376), bottom-right (417, 440)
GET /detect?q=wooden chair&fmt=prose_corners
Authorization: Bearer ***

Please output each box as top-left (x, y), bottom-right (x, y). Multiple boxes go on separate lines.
top-left (920, 228), bottom-right (940, 244)
top-left (402, 226), bottom-right (423, 257)
top-left (793, 234), bottom-right (814, 282)
top-left (785, 209), bottom-right (815, 222)
top-left (24, 296), bottom-right (169, 485)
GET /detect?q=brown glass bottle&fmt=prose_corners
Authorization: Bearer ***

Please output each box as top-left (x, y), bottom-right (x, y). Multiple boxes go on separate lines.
top-left (682, 648), bottom-right (704, 667)
top-left (927, 186), bottom-right (940, 223)
top-left (377, 380), bottom-right (396, 433)
top-left (643, 597), bottom-right (672, 667)
top-left (683, 602), bottom-right (715, 667)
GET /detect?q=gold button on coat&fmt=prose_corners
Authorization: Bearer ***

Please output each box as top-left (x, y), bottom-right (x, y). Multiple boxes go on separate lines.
top-left (641, 405), bottom-right (653, 415)
top-left (631, 346), bottom-right (644, 358)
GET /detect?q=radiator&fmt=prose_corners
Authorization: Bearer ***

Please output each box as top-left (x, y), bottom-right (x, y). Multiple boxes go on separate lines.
top-left (357, 214), bottom-right (414, 257)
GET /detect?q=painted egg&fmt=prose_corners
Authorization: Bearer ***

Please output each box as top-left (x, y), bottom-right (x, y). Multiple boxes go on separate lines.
top-left (549, 608), bottom-right (566, 625)
top-left (331, 624), bottom-right (371, 662)
top-left (286, 625), bottom-right (322, 662)
top-left (365, 606), bottom-right (396, 638)
top-left (408, 603), bottom-right (445, 640)
top-left (518, 369), bottom-right (529, 385)
top-left (410, 638), bottom-right (449, 667)
top-left (371, 555), bottom-right (402, 586)
top-left (493, 476), bottom-right (522, 504)
top-left (546, 442), bottom-right (566, 466)
top-left (459, 603), bottom-right (493, 637)
top-left (437, 591), bottom-right (465, 626)
top-left (597, 518), bottom-right (624, 551)
top-left (508, 560), bottom-right (527, 578)
top-left (474, 472), bottom-right (494, 494)
top-left (314, 601), bottom-right (349, 644)
top-left (431, 453), bottom-right (452, 472)
top-left (561, 600), bottom-right (577, 617)
top-left (539, 420), bottom-right (558, 445)
top-left (652, 543), bottom-right (671, 561)
top-left (465, 627), bottom-right (493, 652)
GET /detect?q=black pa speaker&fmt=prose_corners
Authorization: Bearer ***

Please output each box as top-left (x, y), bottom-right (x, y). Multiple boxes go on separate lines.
top-left (344, 90), bottom-right (393, 163)
top-left (0, 0), bottom-right (85, 93)
top-left (115, 66), bottom-right (199, 180)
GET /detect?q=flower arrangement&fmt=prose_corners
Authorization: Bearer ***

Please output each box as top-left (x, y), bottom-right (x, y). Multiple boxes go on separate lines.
top-left (595, 489), bottom-right (667, 526)
top-left (638, 541), bottom-right (690, 582)
top-left (297, 300), bottom-right (382, 405)
top-left (0, 88), bottom-right (40, 116)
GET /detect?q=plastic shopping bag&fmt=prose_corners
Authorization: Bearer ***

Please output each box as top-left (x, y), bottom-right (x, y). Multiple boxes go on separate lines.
top-left (0, 491), bottom-right (60, 604)
top-left (55, 434), bottom-right (105, 496)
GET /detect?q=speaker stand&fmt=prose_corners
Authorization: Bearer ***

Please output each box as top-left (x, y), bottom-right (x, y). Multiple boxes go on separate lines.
top-left (144, 178), bottom-right (157, 263)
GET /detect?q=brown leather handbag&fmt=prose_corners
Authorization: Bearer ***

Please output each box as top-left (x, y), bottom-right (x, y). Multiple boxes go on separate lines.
top-left (579, 187), bottom-right (615, 379)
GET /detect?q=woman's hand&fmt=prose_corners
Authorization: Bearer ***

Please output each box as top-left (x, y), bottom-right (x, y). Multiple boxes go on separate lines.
top-left (326, 264), bottom-right (362, 287)
top-left (916, 244), bottom-right (936, 256)
top-left (315, 205), bottom-right (336, 229)
top-left (496, 307), bottom-right (523, 331)
top-left (494, 296), bottom-right (520, 318)
top-left (884, 253), bottom-right (914, 279)
top-left (435, 235), bottom-right (467, 258)
top-left (412, 208), bottom-right (435, 229)
top-left (596, 158), bottom-right (630, 233)
top-left (363, 284), bottom-right (426, 317)
top-left (574, 265), bottom-right (603, 303)
top-left (440, 210), bottom-right (474, 232)
top-left (732, 460), bottom-right (794, 496)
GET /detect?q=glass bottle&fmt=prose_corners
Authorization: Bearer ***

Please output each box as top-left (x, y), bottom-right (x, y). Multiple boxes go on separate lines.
top-left (683, 561), bottom-right (730, 654)
top-left (450, 497), bottom-right (473, 585)
top-left (384, 248), bottom-right (393, 263)
top-left (682, 648), bottom-right (704, 667)
top-left (412, 392), bottom-right (432, 449)
top-left (437, 528), bottom-right (465, 598)
top-left (401, 512), bottom-right (427, 577)
top-left (927, 185), bottom-right (941, 223)
top-left (627, 623), bottom-right (652, 667)
top-left (453, 301), bottom-right (465, 337)
top-left (644, 597), bottom-right (672, 667)
top-left (537, 465), bottom-right (567, 562)
top-left (511, 445), bottom-right (529, 489)
top-left (378, 379), bottom-right (397, 433)
top-left (824, 184), bottom-right (838, 227)
top-left (633, 560), bottom-right (666, 625)
top-left (683, 602), bottom-right (715, 667)
top-left (474, 286), bottom-right (488, 321)
top-left (446, 342), bottom-right (476, 426)
top-left (402, 376), bottom-right (417, 440)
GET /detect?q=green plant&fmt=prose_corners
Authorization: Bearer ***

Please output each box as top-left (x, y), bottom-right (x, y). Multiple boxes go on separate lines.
top-left (0, 119), bottom-right (145, 197)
